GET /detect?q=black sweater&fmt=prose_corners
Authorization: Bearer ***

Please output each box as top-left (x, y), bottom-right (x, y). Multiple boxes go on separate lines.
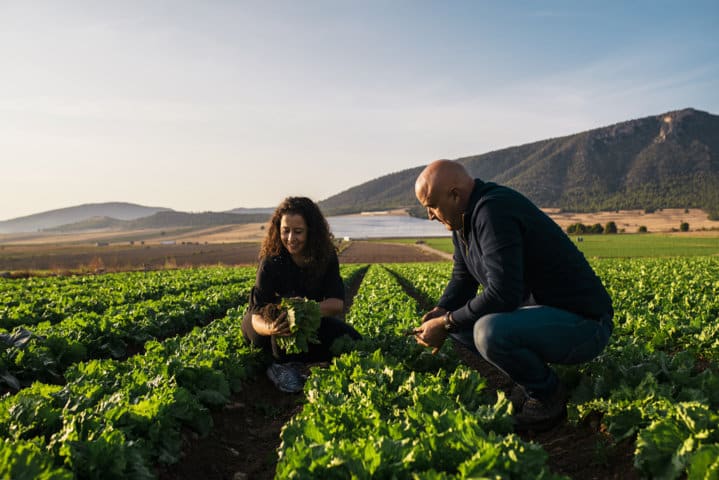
top-left (438, 180), bottom-right (613, 328)
top-left (249, 250), bottom-right (345, 313)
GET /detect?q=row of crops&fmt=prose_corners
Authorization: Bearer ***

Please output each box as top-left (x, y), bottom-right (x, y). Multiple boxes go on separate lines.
top-left (2, 258), bottom-right (718, 478)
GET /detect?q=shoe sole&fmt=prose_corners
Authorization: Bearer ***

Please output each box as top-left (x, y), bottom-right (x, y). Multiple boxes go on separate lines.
top-left (266, 367), bottom-right (304, 393)
top-left (513, 406), bottom-right (567, 433)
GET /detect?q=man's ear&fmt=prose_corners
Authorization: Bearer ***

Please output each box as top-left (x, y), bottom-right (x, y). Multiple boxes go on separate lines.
top-left (449, 187), bottom-right (461, 203)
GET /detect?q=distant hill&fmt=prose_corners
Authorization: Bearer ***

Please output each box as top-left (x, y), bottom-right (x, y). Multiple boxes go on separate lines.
top-left (226, 207), bottom-right (274, 215)
top-left (0, 202), bottom-right (172, 234)
top-left (319, 108), bottom-right (719, 219)
top-left (123, 211), bottom-right (270, 229)
top-left (1, 202), bottom-right (276, 234)
top-left (42, 216), bottom-right (127, 232)
top-left (44, 211), bottom-right (271, 233)
top-left (319, 167), bottom-right (426, 216)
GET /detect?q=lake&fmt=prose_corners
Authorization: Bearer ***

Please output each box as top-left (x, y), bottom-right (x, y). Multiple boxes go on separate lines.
top-left (326, 215), bottom-right (451, 239)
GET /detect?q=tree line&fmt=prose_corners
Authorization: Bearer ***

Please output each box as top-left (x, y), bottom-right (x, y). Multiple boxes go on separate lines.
top-left (566, 221), bottom-right (690, 235)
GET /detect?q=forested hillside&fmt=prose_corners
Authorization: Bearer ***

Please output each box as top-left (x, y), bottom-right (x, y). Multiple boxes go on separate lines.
top-left (320, 108), bottom-right (719, 218)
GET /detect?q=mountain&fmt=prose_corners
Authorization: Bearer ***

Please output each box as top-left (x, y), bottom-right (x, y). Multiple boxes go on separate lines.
top-left (319, 108), bottom-right (719, 218)
top-left (226, 207), bottom-right (274, 215)
top-left (0, 202), bottom-right (172, 234)
top-left (122, 211), bottom-right (270, 229)
top-left (43, 211), bottom-right (272, 233)
top-left (5, 108), bottom-right (718, 234)
top-left (1, 202), bottom-right (276, 234)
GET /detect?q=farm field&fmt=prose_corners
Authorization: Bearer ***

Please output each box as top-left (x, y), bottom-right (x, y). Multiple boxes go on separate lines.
top-left (1, 258), bottom-right (718, 479)
top-left (382, 233), bottom-right (719, 258)
top-left (0, 240), bottom-right (449, 274)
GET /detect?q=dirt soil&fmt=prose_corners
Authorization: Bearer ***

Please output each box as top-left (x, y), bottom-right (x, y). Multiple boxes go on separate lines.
top-left (156, 374), bottom-right (303, 480)
top-left (338, 241), bottom-right (447, 263)
top-left (0, 242), bottom-right (263, 273)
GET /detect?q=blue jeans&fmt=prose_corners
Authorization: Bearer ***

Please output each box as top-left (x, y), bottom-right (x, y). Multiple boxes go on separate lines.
top-left (450, 306), bottom-right (613, 401)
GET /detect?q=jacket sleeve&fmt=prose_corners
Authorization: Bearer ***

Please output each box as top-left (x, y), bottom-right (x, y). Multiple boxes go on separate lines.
top-left (450, 208), bottom-right (526, 327)
top-left (437, 233), bottom-right (480, 311)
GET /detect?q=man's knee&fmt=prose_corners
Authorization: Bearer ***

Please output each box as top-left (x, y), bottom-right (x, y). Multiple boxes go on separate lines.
top-left (473, 313), bottom-right (509, 357)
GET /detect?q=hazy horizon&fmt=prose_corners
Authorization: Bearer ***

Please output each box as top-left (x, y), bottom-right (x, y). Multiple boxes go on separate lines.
top-left (2, 1), bottom-right (718, 221)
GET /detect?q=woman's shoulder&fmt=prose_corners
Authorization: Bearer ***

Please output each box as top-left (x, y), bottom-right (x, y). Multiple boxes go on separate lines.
top-left (259, 253), bottom-right (290, 270)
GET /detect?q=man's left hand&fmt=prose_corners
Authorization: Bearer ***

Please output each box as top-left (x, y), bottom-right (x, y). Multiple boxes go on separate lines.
top-left (412, 316), bottom-right (449, 354)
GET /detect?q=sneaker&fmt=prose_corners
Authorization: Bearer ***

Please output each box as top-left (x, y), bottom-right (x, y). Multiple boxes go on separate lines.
top-left (508, 384), bottom-right (527, 413)
top-left (283, 362), bottom-right (310, 381)
top-left (266, 362), bottom-right (305, 393)
top-left (514, 383), bottom-right (567, 432)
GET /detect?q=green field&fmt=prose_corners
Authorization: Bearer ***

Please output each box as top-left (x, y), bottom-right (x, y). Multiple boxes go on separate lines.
top-left (380, 233), bottom-right (719, 258)
top-left (3, 260), bottom-right (718, 478)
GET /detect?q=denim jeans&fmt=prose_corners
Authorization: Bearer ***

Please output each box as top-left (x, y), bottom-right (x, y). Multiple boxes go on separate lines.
top-left (450, 305), bottom-right (613, 401)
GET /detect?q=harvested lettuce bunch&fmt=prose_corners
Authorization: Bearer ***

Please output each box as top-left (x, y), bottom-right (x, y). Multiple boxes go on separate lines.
top-left (274, 298), bottom-right (322, 354)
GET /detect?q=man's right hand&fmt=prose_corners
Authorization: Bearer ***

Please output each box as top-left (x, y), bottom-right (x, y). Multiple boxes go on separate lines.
top-left (421, 306), bottom-right (447, 324)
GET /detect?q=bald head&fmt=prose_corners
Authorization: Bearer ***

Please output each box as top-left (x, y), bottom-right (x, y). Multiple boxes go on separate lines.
top-left (415, 160), bottom-right (475, 230)
top-left (415, 160), bottom-right (473, 201)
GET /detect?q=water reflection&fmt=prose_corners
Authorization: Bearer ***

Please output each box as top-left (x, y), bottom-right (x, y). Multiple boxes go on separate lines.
top-left (326, 215), bottom-right (451, 239)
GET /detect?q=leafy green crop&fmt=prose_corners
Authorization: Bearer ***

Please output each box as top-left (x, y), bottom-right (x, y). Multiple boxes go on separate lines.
top-left (275, 298), bottom-right (322, 354)
top-left (0, 438), bottom-right (72, 480)
top-left (2, 258), bottom-right (719, 478)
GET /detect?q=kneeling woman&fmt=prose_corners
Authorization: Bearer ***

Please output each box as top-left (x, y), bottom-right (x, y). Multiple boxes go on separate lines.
top-left (242, 196), bottom-right (361, 393)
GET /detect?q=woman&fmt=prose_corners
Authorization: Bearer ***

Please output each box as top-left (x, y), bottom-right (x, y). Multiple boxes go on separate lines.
top-left (242, 196), bottom-right (361, 393)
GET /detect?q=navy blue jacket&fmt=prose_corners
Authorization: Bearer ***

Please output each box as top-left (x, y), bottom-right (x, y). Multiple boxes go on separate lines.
top-left (438, 180), bottom-right (613, 328)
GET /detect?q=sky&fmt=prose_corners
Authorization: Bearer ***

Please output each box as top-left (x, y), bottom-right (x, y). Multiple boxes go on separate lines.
top-left (1, 0), bottom-right (718, 221)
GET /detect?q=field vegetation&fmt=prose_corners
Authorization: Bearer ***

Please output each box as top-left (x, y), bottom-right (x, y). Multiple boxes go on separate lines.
top-left (384, 233), bottom-right (719, 258)
top-left (1, 254), bottom-right (718, 478)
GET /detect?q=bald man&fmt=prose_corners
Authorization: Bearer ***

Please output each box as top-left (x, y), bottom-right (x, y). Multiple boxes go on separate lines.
top-left (413, 159), bottom-right (613, 432)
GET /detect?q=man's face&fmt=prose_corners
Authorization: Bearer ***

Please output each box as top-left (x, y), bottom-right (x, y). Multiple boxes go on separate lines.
top-left (417, 186), bottom-right (462, 231)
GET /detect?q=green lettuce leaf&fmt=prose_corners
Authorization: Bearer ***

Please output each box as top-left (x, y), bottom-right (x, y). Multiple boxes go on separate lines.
top-left (275, 298), bottom-right (322, 354)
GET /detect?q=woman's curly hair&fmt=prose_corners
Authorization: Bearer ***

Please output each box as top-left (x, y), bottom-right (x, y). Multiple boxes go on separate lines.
top-left (259, 197), bottom-right (336, 275)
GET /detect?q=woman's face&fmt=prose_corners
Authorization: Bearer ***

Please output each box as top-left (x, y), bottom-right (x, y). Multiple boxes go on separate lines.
top-left (280, 213), bottom-right (308, 257)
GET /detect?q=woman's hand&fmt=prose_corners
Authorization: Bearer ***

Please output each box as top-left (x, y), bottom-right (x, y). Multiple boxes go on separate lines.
top-left (252, 310), bottom-right (291, 337)
top-left (267, 310), bottom-right (291, 336)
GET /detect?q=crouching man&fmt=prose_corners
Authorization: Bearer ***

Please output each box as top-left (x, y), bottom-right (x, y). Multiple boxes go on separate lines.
top-left (412, 159), bottom-right (613, 432)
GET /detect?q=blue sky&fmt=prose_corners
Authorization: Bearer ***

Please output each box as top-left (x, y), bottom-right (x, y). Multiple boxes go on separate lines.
top-left (1, 0), bottom-right (717, 220)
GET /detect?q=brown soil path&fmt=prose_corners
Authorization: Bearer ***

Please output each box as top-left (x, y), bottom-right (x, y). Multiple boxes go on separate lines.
top-left (338, 240), bottom-right (447, 263)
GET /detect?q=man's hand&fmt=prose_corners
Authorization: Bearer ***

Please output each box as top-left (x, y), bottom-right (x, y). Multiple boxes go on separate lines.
top-left (412, 315), bottom-right (449, 354)
top-left (421, 306), bottom-right (447, 323)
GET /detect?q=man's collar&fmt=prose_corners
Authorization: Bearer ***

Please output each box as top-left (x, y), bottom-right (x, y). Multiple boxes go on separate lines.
top-left (461, 179), bottom-right (486, 234)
